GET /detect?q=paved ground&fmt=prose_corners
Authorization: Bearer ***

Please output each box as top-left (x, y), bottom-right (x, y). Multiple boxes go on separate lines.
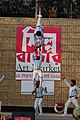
top-left (35, 113), bottom-right (75, 120)
top-left (1, 112), bottom-right (76, 120)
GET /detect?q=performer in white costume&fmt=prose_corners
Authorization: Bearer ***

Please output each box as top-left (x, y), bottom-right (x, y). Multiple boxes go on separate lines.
top-left (32, 81), bottom-right (47, 116)
top-left (34, 15), bottom-right (44, 48)
top-left (62, 76), bottom-right (80, 116)
top-left (32, 52), bottom-right (43, 87)
top-left (73, 106), bottom-right (80, 119)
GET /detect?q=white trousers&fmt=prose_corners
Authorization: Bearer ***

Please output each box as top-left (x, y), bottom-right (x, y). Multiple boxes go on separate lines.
top-left (34, 98), bottom-right (43, 114)
top-left (34, 16), bottom-right (43, 36)
top-left (64, 97), bottom-right (79, 114)
top-left (33, 70), bottom-right (43, 87)
top-left (36, 17), bottom-right (41, 27)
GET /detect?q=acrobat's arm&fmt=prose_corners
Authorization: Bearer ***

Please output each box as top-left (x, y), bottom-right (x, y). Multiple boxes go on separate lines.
top-left (42, 87), bottom-right (47, 93)
top-left (32, 89), bottom-right (36, 95)
top-left (62, 76), bottom-right (71, 87)
top-left (64, 79), bottom-right (71, 87)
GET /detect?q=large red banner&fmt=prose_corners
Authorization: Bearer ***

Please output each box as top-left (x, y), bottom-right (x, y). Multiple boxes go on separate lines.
top-left (16, 26), bottom-right (61, 80)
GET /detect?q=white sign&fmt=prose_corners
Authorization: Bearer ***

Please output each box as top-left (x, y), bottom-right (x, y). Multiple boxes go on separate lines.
top-left (21, 80), bottom-right (54, 95)
top-left (16, 72), bottom-right (60, 81)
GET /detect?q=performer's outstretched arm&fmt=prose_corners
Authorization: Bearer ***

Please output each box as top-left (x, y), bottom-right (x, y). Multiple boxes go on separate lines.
top-left (32, 89), bottom-right (36, 95)
top-left (42, 87), bottom-right (47, 93)
top-left (64, 79), bottom-right (71, 87)
top-left (62, 76), bottom-right (71, 87)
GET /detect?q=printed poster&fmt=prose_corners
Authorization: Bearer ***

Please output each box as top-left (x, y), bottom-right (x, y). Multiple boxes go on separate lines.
top-left (16, 26), bottom-right (61, 81)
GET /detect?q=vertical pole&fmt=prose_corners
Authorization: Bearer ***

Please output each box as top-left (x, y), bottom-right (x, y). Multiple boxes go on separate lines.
top-left (70, 0), bottom-right (73, 18)
top-left (67, 0), bottom-right (69, 17)
top-left (39, 4), bottom-right (41, 15)
top-left (35, 0), bottom-right (39, 18)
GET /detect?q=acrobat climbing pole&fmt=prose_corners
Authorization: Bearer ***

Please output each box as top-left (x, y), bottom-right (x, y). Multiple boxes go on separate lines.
top-left (34, 4), bottom-right (44, 56)
top-left (33, 3), bottom-right (44, 87)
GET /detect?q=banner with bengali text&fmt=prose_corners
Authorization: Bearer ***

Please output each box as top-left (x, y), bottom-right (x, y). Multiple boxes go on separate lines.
top-left (16, 26), bottom-right (61, 80)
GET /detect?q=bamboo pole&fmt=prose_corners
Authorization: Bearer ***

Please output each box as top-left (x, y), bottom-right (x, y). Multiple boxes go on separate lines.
top-left (35, 0), bottom-right (39, 18)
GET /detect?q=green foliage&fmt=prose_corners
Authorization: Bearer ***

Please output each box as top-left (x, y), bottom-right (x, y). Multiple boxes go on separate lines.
top-left (0, 0), bottom-right (35, 17)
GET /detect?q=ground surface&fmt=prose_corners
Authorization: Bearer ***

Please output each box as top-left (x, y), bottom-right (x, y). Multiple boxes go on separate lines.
top-left (1, 112), bottom-right (76, 120)
top-left (35, 113), bottom-right (75, 120)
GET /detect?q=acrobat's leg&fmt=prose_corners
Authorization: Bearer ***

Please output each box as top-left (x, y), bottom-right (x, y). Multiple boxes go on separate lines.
top-left (33, 70), bottom-right (36, 88)
top-left (72, 98), bottom-right (79, 107)
top-left (33, 70), bottom-right (38, 88)
top-left (39, 76), bottom-right (43, 87)
top-left (63, 98), bottom-right (71, 115)
top-left (34, 98), bottom-right (39, 115)
top-left (36, 15), bottom-right (42, 27)
top-left (34, 14), bottom-right (44, 48)
top-left (34, 15), bottom-right (43, 36)
top-left (38, 70), bottom-right (43, 87)
top-left (38, 98), bottom-right (43, 115)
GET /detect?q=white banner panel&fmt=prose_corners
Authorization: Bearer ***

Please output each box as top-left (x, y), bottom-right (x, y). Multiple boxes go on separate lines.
top-left (21, 80), bottom-right (54, 95)
top-left (16, 72), bottom-right (60, 81)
